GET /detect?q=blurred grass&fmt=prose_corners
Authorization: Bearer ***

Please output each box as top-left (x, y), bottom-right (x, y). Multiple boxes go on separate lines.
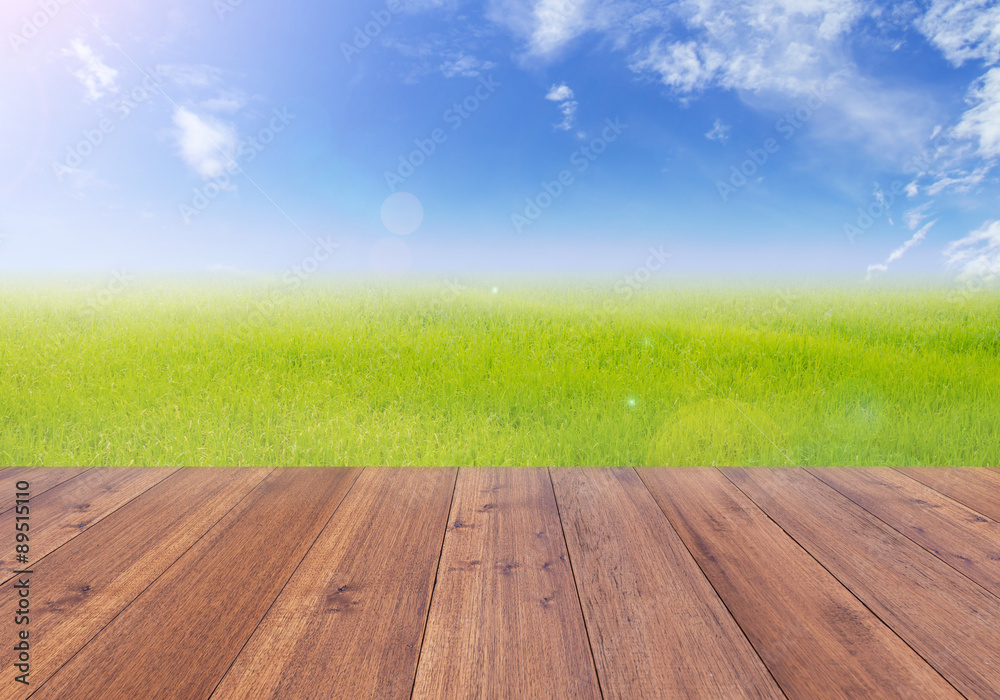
top-left (1, 277), bottom-right (997, 466)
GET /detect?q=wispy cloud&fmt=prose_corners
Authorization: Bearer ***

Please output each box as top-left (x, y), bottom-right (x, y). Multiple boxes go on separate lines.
top-left (545, 82), bottom-right (578, 131)
top-left (925, 166), bottom-right (990, 196)
top-left (439, 53), bottom-right (498, 78)
top-left (63, 39), bottom-right (119, 102)
top-left (172, 107), bottom-right (238, 180)
top-left (705, 118), bottom-right (730, 142)
top-left (867, 219), bottom-right (935, 278)
top-left (628, 0), bottom-right (864, 97)
top-left (904, 203), bottom-right (932, 230)
top-left (952, 66), bottom-right (1000, 158)
top-left (944, 219), bottom-right (1000, 282)
top-left (530, 0), bottom-right (591, 55)
top-left (916, 0), bottom-right (1000, 67)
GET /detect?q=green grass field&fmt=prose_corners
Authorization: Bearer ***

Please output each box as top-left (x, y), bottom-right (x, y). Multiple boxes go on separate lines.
top-left (2, 278), bottom-right (997, 466)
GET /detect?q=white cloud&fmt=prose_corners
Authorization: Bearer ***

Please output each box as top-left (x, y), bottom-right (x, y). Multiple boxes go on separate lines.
top-left (545, 82), bottom-right (578, 130)
top-left (486, 0), bottom-right (634, 57)
top-left (531, 0), bottom-right (592, 55)
top-left (629, 0), bottom-right (865, 97)
top-left (944, 219), bottom-right (1000, 282)
top-left (867, 219), bottom-right (935, 277)
top-left (952, 66), bottom-right (1000, 158)
top-left (555, 100), bottom-right (578, 130)
top-left (888, 220), bottom-right (933, 263)
top-left (705, 118), bottom-right (730, 142)
top-left (904, 203), bottom-right (932, 230)
top-left (630, 39), bottom-right (722, 94)
top-left (440, 53), bottom-right (498, 78)
top-left (546, 83), bottom-right (575, 101)
top-left (916, 0), bottom-right (1000, 67)
top-left (925, 165), bottom-right (990, 196)
top-left (172, 107), bottom-right (238, 180)
top-left (63, 39), bottom-right (119, 102)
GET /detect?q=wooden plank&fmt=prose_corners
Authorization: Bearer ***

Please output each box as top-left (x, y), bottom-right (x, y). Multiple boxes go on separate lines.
top-left (639, 467), bottom-right (960, 699)
top-left (552, 468), bottom-right (783, 699)
top-left (727, 467), bottom-right (1000, 699)
top-left (809, 467), bottom-right (1000, 600)
top-left (411, 468), bottom-right (601, 699)
top-left (895, 467), bottom-right (1000, 522)
top-left (0, 468), bottom-right (271, 699)
top-left (0, 468), bottom-right (91, 514)
top-left (30, 468), bottom-right (360, 700)
top-left (1, 468), bottom-right (177, 583)
top-left (212, 468), bottom-right (456, 700)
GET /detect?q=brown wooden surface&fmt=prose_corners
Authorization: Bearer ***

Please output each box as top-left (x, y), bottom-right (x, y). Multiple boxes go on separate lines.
top-left (0, 468), bottom-right (272, 700)
top-left (894, 466), bottom-right (1000, 522)
top-left (0, 468), bottom-right (176, 584)
top-left (31, 468), bottom-right (360, 700)
top-left (726, 467), bottom-right (1000, 699)
top-left (0, 467), bottom-right (993, 699)
top-left (639, 467), bottom-right (961, 699)
top-left (213, 468), bottom-right (456, 700)
top-left (810, 467), bottom-right (1000, 600)
top-left (554, 468), bottom-right (783, 699)
top-left (413, 468), bottom-right (601, 699)
top-left (0, 469), bottom-right (91, 516)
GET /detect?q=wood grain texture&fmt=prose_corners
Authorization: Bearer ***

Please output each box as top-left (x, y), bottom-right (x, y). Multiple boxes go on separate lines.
top-left (727, 467), bottom-right (1000, 699)
top-left (553, 468), bottom-right (783, 700)
top-left (412, 468), bottom-right (601, 700)
top-left (212, 468), bottom-right (456, 700)
top-left (895, 467), bottom-right (1000, 522)
top-left (1, 468), bottom-right (176, 583)
top-left (31, 468), bottom-right (360, 700)
top-left (0, 468), bottom-right (272, 700)
top-left (0, 469), bottom-right (91, 515)
top-left (811, 467), bottom-right (1000, 600)
top-left (639, 467), bottom-right (960, 700)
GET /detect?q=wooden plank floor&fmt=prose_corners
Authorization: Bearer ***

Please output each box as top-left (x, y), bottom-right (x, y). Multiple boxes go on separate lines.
top-left (2, 468), bottom-right (996, 699)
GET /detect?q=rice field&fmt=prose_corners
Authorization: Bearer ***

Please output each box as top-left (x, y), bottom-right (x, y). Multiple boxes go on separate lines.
top-left (1, 277), bottom-right (997, 466)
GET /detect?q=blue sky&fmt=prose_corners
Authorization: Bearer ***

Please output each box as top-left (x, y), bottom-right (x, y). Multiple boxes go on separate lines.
top-left (1, 0), bottom-right (998, 280)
